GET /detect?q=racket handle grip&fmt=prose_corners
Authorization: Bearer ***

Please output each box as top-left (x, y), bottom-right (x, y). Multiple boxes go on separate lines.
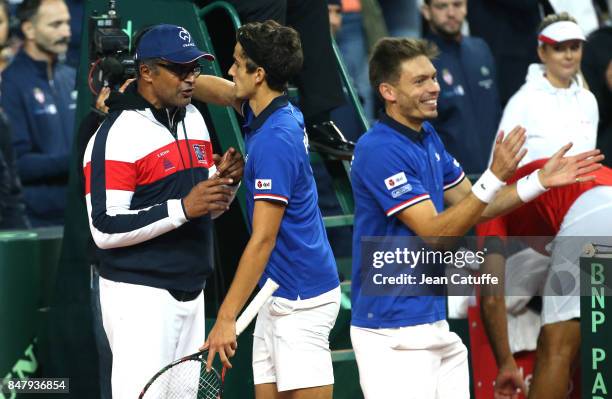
top-left (235, 278), bottom-right (279, 336)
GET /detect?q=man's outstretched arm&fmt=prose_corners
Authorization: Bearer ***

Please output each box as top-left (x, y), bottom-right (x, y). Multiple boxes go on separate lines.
top-left (442, 143), bottom-right (604, 227)
top-left (193, 75), bottom-right (242, 112)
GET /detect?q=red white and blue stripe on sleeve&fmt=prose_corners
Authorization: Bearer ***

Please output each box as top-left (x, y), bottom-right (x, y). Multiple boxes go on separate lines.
top-left (82, 110), bottom-right (213, 249)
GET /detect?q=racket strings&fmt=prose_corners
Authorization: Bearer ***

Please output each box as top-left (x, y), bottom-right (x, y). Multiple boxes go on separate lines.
top-left (199, 367), bottom-right (222, 399)
top-left (141, 359), bottom-right (221, 399)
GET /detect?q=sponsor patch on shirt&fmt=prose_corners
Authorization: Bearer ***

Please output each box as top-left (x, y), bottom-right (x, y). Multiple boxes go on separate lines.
top-left (162, 158), bottom-right (175, 171)
top-left (256, 179), bottom-right (272, 190)
top-left (384, 172), bottom-right (408, 190)
top-left (193, 144), bottom-right (208, 163)
top-left (391, 184), bottom-right (412, 198)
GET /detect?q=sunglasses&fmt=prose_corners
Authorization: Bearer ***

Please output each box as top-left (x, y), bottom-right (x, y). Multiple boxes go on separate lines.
top-left (156, 62), bottom-right (201, 80)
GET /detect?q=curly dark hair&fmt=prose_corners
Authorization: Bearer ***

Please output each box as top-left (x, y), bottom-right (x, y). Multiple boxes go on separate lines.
top-left (236, 20), bottom-right (303, 92)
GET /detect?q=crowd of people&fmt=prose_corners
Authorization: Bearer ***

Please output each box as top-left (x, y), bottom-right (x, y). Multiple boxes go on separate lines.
top-left (1, 0), bottom-right (612, 399)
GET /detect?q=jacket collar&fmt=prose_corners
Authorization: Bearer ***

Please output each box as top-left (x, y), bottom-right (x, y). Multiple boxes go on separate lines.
top-left (106, 81), bottom-right (186, 133)
top-left (16, 49), bottom-right (56, 80)
top-left (425, 32), bottom-right (462, 49)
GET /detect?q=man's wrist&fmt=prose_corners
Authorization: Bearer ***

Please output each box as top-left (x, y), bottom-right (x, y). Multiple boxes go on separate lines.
top-left (168, 198), bottom-right (188, 227)
top-left (516, 169), bottom-right (548, 202)
top-left (217, 307), bottom-right (237, 321)
top-left (537, 169), bottom-right (548, 188)
top-left (499, 354), bottom-right (517, 367)
top-left (472, 169), bottom-right (506, 203)
top-left (180, 198), bottom-right (191, 220)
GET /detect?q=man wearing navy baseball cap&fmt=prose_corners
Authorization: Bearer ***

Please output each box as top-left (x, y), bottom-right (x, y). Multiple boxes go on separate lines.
top-left (83, 23), bottom-right (243, 399)
top-left (134, 24), bottom-right (215, 108)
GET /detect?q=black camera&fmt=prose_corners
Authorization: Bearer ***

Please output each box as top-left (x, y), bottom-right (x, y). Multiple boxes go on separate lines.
top-left (88, 1), bottom-right (135, 93)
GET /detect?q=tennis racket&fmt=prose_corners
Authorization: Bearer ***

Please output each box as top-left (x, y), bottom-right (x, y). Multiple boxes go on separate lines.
top-left (139, 278), bottom-right (280, 399)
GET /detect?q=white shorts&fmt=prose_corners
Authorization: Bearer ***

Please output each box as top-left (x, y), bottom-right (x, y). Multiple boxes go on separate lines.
top-left (99, 277), bottom-right (205, 399)
top-left (252, 287), bottom-right (340, 392)
top-left (543, 186), bottom-right (612, 325)
top-left (351, 320), bottom-right (469, 399)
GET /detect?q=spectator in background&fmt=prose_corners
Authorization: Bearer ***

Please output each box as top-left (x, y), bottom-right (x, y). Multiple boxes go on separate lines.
top-left (1, 0), bottom-right (75, 227)
top-left (422, 0), bottom-right (501, 175)
top-left (582, 23), bottom-right (612, 166)
top-left (467, 0), bottom-right (541, 105)
top-left (0, 0), bottom-right (29, 229)
top-left (330, 0), bottom-right (376, 135)
top-left (495, 13), bottom-right (598, 167)
top-left (379, 0), bottom-right (421, 38)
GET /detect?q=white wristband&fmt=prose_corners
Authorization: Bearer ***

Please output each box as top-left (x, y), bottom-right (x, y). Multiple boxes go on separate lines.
top-left (516, 169), bottom-right (548, 202)
top-left (472, 169), bottom-right (506, 203)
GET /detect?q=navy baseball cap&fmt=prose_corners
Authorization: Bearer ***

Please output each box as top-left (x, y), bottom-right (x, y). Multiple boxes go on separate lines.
top-left (136, 24), bottom-right (214, 63)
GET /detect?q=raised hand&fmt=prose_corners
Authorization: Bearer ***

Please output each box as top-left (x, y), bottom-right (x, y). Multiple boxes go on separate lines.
top-left (539, 144), bottom-right (604, 188)
top-left (95, 79), bottom-right (135, 114)
top-left (489, 126), bottom-right (527, 181)
top-left (182, 177), bottom-right (234, 219)
top-left (213, 147), bottom-right (244, 184)
top-left (95, 87), bottom-right (111, 114)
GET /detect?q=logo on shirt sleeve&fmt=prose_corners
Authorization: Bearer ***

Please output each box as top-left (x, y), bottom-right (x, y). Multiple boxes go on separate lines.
top-left (384, 172), bottom-right (408, 190)
top-left (255, 179), bottom-right (272, 190)
top-left (391, 184), bottom-right (412, 198)
top-left (193, 144), bottom-right (207, 163)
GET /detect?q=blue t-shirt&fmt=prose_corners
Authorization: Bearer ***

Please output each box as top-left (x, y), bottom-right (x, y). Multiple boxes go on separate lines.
top-left (243, 96), bottom-right (340, 300)
top-left (351, 114), bottom-right (465, 328)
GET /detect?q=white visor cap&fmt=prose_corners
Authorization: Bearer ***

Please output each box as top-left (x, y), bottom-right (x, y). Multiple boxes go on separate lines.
top-left (538, 20), bottom-right (586, 46)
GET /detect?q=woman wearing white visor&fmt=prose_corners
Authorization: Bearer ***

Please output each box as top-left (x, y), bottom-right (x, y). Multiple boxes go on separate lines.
top-left (492, 13), bottom-right (598, 167)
